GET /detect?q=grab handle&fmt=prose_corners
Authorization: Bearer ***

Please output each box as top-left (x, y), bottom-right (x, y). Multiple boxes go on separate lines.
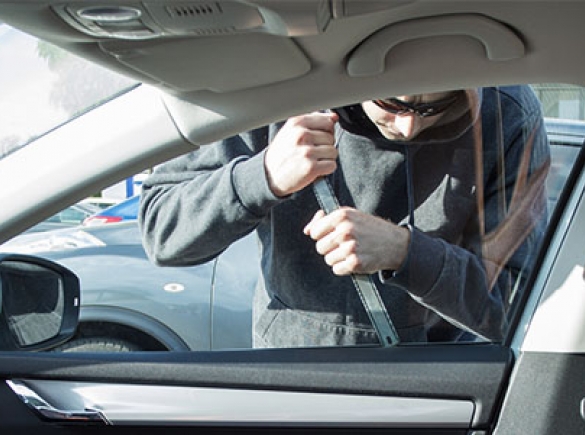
top-left (347, 14), bottom-right (525, 77)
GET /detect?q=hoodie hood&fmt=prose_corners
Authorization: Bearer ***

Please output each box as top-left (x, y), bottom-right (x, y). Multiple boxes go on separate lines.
top-left (332, 89), bottom-right (482, 147)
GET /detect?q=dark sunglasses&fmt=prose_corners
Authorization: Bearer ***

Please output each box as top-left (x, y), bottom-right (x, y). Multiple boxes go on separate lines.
top-left (372, 94), bottom-right (459, 118)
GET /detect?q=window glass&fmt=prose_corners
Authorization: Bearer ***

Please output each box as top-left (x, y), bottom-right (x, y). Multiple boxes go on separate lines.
top-left (0, 24), bottom-right (136, 159)
top-left (138, 86), bottom-right (556, 348)
top-left (533, 84), bottom-right (585, 214)
top-left (0, 13), bottom-right (582, 405)
top-left (1, 78), bottom-right (583, 349)
top-left (58, 208), bottom-right (86, 224)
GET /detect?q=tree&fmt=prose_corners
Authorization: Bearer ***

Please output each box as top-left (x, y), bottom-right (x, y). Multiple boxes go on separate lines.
top-left (37, 41), bottom-right (135, 117)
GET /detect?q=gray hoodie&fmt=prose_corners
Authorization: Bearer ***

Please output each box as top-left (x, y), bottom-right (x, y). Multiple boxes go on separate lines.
top-left (139, 86), bottom-right (550, 346)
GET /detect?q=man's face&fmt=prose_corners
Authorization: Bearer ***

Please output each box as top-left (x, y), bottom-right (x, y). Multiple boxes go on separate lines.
top-left (362, 91), bottom-right (460, 141)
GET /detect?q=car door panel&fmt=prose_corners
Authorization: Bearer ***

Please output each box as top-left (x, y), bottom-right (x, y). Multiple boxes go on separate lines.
top-left (7, 379), bottom-right (475, 428)
top-left (0, 344), bottom-right (512, 433)
top-left (494, 351), bottom-right (585, 434)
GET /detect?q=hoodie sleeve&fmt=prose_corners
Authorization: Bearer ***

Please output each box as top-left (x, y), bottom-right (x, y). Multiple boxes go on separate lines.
top-left (387, 86), bottom-right (550, 341)
top-left (139, 126), bottom-right (283, 266)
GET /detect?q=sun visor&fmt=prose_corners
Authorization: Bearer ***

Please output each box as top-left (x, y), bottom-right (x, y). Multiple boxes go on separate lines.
top-left (99, 34), bottom-right (311, 92)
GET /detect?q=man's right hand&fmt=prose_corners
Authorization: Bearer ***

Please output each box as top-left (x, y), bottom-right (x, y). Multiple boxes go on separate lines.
top-left (264, 112), bottom-right (339, 197)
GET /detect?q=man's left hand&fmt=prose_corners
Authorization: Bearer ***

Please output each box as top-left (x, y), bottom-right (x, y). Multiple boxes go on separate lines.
top-left (303, 207), bottom-right (410, 276)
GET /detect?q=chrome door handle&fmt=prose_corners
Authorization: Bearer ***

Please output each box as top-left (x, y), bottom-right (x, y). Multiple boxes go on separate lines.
top-left (7, 380), bottom-right (109, 425)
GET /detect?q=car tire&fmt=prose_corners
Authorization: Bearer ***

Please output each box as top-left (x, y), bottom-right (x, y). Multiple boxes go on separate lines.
top-left (53, 337), bottom-right (142, 352)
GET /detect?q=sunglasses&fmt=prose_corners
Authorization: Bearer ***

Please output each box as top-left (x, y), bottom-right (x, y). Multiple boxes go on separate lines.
top-left (372, 94), bottom-right (459, 118)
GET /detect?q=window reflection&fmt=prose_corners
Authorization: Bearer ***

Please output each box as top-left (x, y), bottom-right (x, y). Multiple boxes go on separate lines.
top-left (139, 85), bottom-right (551, 348)
top-left (1, 83), bottom-right (583, 353)
top-left (0, 24), bottom-right (136, 159)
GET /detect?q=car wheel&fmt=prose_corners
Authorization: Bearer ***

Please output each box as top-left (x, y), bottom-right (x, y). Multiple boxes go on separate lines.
top-left (53, 337), bottom-right (142, 352)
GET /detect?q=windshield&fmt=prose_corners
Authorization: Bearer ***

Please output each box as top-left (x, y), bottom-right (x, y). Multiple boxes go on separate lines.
top-left (0, 24), bottom-right (137, 159)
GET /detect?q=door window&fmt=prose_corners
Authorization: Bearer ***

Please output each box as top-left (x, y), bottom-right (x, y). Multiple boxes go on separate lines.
top-left (3, 83), bottom-right (584, 353)
top-left (2, 27), bottom-right (585, 353)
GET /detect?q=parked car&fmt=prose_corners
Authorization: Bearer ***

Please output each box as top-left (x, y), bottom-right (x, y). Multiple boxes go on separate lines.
top-left (1, 219), bottom-right (258, 351)
top-left (82, 195), bottom-right (139, 226)
top-left (3, 3), bottom-right (585, 434)
top-left (80, 196), bottom-right (120, 211)
top-left (24, 202), bottom-right (101, 234)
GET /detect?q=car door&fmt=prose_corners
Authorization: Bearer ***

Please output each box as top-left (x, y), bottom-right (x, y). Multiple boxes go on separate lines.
top-left (0, 89), bottom-right (583, 434)
top-left (3, 5), bottom-right (585, 434)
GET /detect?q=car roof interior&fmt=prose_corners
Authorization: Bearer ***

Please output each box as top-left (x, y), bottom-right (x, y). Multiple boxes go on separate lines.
top-left (0, 0), bottom-right (584, 239)
top-left (2, 1), bottom-right (583, 137)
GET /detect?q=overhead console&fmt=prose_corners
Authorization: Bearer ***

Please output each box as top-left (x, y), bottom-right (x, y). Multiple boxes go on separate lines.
top-left (48, 1), bottom-right (413, 92)
top-left (51, 1), bottom-right (335, 91)
top-left (53, 1), bottom-right (333, 40)
top-left (52, 1), bottom-right (413, 39)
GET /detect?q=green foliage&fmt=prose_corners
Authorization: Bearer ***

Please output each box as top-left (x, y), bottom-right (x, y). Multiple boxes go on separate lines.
top-left (36, 40), bottom-right (67, 69)
top-left (36, 40), bottom-right (136, 117)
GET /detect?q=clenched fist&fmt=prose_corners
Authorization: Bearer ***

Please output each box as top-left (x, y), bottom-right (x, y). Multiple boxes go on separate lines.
top-left (303, 207), bottom-right (411, 276)
top-left (264, 112), bottom-right (339, 197)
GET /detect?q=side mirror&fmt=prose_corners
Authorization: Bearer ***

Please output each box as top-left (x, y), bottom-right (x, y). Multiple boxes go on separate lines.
top-left (0, 254), bottom-right (80, 351)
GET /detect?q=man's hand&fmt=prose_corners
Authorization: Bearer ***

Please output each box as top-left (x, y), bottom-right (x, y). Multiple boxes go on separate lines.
top-left (303, 208), bottom-right (411, 276)
top-left (264, 112), bottom-right (339, 197)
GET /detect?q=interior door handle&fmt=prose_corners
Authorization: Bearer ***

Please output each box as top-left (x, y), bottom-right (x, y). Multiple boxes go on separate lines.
top-left (347, 14), bottom-right (525, 77)
top-left (7, 380), bottom-right (109, 425)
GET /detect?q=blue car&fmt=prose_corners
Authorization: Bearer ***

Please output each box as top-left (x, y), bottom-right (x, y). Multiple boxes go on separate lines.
top-left (83, 195), bottom-right (140, 226)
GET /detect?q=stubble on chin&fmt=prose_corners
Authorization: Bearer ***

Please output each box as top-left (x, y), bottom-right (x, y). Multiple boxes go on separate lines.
top-left (375, 123), bottom-right (409, 141)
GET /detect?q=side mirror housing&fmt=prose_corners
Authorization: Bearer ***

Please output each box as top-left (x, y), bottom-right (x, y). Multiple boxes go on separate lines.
top-left (0, 254), bottom-right (80, 351)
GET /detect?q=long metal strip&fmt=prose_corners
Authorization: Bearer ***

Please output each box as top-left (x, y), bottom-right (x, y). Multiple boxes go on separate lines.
top-left (8, 379), bottom-right (474, 427)
top-left (312, 178), bottom-right (400, 346)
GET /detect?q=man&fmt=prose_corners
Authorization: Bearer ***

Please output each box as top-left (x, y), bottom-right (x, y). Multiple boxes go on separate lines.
top-left (139, 86), bottom-right (550, 347)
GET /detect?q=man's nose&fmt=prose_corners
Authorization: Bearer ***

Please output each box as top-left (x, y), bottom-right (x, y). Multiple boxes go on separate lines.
top-left (393, 113), bottom-right (420, 139)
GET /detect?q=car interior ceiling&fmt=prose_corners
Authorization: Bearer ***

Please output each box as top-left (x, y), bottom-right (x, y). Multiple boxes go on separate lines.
top-left (1, 2), bottom-right (584, 139)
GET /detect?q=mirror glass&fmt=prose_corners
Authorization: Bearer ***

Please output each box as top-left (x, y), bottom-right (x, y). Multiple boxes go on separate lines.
top-left (0, 260), bottom-right (64, 347)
